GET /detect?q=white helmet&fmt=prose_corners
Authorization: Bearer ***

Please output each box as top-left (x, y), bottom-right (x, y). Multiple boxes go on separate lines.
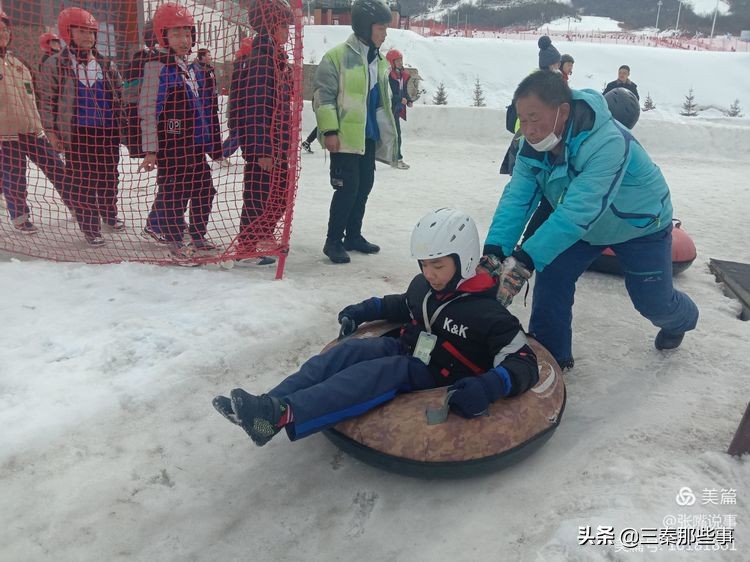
top-left (410, 208), bottom-right (480, 280)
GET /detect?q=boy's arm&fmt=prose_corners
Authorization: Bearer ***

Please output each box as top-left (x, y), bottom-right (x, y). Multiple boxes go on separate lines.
top-left (449, 317), bottom-right (538, 419)
top-left (313, 52), bottom-right (340, 134)
top-left (38, 56), bottom-right (60, 136)
top-left (139, 60), bottom-right (162, 155)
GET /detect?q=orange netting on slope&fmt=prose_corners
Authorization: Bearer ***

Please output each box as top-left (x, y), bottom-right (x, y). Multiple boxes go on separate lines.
top-left (0, 0), bottom-right (302, 276)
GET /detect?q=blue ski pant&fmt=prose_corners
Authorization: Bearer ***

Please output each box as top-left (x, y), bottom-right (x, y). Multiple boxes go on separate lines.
top-left (267, 337), bottom-right (434, 440)
top-left (529, 225), bottom-right (699, 364)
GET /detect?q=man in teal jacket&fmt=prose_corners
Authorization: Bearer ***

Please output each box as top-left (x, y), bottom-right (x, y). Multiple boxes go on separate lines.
top-left (313, 0), bottom-right (397, 264)
top-left (483, 71), bottom-right (698, 368)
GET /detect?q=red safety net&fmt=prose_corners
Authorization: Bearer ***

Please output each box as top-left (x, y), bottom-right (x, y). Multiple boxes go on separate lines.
top-left (0, 0), bottom-right (303, 276)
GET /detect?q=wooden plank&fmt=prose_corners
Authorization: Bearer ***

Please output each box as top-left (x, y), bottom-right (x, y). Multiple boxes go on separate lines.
top-left (709, 259), bottom-right (750, 321)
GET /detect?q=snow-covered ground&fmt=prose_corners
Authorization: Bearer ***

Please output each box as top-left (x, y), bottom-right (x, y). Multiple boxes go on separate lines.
top-left (539, 15), bottom-right (625, 33)
top-left (303, 26), bottom-right (750, 115)
top-left (2, 98), bottom-right (749, 560)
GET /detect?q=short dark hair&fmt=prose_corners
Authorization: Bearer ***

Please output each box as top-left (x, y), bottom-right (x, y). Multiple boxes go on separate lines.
top-left (197, 48), bottom-right (210, 60)
top-left (619, 65), bottom-right (630, 72)
top-left (513, 70), bottom-right (572, 108)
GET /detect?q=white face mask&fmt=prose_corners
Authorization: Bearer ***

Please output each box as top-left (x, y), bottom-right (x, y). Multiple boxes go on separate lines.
top-left (528, 106), bottom-right (562, 152)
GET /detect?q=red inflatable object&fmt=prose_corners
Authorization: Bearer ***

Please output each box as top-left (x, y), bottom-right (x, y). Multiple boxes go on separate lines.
top-left (588, 220), bottom-right (696, 276)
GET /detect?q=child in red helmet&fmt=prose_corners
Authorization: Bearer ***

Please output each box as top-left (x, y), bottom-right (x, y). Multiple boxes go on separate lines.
top-left (38, 32), bottom-right (61, 70)
top-left (38, 7), bottom-right (124, 246)
top-left (222, 36), bottom-right (254, 158)
top-left (0, 11), bottom-right (71, 234)
top-left (138, 2), bottom-right (222, 260)
top-left (231, 0), bottom-right (294, 266)
top-left (386, 48), bottom-right (413, 170)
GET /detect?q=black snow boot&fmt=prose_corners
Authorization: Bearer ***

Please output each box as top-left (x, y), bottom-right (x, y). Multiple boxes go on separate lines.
top-left (323, 239), bottom-right (351, 264)
top-left (655, 329), bottom-right (685, 350)
top-left (212, 390), bottom-right (288, 446)
top-left (343, 235), bottom-right (380, 254)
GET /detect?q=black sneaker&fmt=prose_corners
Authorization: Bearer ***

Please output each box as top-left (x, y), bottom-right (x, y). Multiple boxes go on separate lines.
top-left (343, 236), bottom-right (380, 254)
top-left (301, 140), bottom-right (313, 154)
top-left (13, 220), bottom-right (38, 234)
top-left (142, 225), bottom-right (168, 245)
top-left (323, 239), bottom-right (351, 264)
top-left (655, 330), bottom-right (685, 350)
top-left (102, 218), bottom-right (126, 232)
top-left (215, 390), bottom-right (288, 446)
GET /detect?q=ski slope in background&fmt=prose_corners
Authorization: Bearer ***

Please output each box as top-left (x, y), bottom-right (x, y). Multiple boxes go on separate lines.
top-left (303, 26), bottom-right (750, 115)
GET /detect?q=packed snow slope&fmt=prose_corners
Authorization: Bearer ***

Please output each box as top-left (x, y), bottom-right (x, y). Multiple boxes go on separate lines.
top-left (1, 99), bottom-right (748, 560)
top-left (303, 26), bottom-right (750, 116)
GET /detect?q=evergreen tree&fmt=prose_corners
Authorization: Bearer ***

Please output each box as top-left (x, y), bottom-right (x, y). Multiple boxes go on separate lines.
top-left (472, 78), bottom-right (486, 107)
top-left (680, 87), bottom-right (698, 117)
top-left (728, 99), bottom-right (743, 117)
top-left (433, 82), bottom-right (448, 105)
top-left (642, 92), bottom-right (656, 111)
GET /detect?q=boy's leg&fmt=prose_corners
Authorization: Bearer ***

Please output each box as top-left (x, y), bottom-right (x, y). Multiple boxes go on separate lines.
top-left (0, 141), bottom-right (30, 221)
top-left (276, 341), bottom-right (433, 439)
top-left (393, 112), bottom-right (403, 160)
top-left (344, 139), bottom-right (376, 241)
top-left (19, 134), bottom-right (70, 204)
top-left (66, 132), bottom-right (100, 238)
top-left (326, 152), bottom-right (360, 243)
top-left (305, 127), bottom-right (318, 145)
top-left (528, 240), bottom-right (604, 365)
top-left (97, 132), bottom-right (121, 225)
top-left (612, 226), bottom-right (699, 341)
top-left (238, 160), bottom-right (272, 249)
top-left (152, 168), bottom-right (189, 243)
top-left (187, 159), bottom-right (216, 241)
top-left (268, 337), bottom-right (404, 398)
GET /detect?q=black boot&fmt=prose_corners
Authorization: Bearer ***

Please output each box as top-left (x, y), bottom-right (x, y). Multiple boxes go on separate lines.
top-left (301, 140), bottom-right (313, 154)
top-left (655, 329), bottom-right (685, 350)
top-left (323, 239), bottom-right (351, 264)
top-left (343, 235), bottom-right (380, 254)
top-left (213, 390), bottom-right (288, 446)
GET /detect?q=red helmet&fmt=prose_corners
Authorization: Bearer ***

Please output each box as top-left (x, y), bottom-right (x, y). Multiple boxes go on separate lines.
top-left (153, 3), bottom-right (195, 47)
top-left (58, 8), bottom-right (98, 45)
top-left (248, 0), bottom-right (293, 33)
top-left (39, 32), bottom-right (61, 54)
top-left (386, 49), bottom-right (402, 65)
top-left (238, 36), bottom-right (254, 57)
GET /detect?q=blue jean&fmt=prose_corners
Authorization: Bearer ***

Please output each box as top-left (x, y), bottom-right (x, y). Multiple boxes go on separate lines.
top-left (267, 337), bottom-right (434, 440)
top-left (529, 225), bottom-right (699, 364)
top-left (0, 134), bottom-right (69, 220)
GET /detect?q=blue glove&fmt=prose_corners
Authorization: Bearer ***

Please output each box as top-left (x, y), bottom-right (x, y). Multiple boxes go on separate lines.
top-left (337, 297), bottom-right (382, 339)
top-left (449, 368), bottom-right (511, 418)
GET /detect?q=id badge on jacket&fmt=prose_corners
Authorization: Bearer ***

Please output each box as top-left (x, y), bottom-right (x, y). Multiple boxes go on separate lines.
top-left (413, 331), bottom-right (437, 365)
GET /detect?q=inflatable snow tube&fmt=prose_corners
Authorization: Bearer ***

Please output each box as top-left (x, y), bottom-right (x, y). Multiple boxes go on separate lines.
top-left (588, 220), bottom-right (696, 276)
top-left (321, 322), bottom-right (566, 478)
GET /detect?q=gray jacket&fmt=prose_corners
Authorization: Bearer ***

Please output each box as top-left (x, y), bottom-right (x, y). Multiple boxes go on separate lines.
top-left (38, 47), bottom-right (122, 145)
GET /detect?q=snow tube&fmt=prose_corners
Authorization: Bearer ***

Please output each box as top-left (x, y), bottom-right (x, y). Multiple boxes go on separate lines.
top-left (322, 322), bottom-right (566, 478)
top-left (588, 220), bottom-right (696, 276)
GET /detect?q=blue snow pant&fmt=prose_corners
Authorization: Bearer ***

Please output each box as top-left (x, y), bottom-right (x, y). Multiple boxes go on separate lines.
top-left (529, 225), bottom-right (699, 364)
top-left (0, 134), bottom-right (69, 220)
top-left (267, 337), bottom-right (434, 440)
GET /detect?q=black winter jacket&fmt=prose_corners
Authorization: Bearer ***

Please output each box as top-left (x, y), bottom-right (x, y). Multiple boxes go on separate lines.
top-left (378, 273), bottom-right (539, 396)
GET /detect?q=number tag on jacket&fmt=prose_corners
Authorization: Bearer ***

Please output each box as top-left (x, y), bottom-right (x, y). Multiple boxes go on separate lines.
top-left (413, 331), bottom-right (437, 365)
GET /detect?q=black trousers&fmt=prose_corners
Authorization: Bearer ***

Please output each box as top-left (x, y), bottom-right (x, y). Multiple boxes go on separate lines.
top-left (238, 159), bottom-right (288, 250)
top-left (326, 139), bottom-right (376, 242)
